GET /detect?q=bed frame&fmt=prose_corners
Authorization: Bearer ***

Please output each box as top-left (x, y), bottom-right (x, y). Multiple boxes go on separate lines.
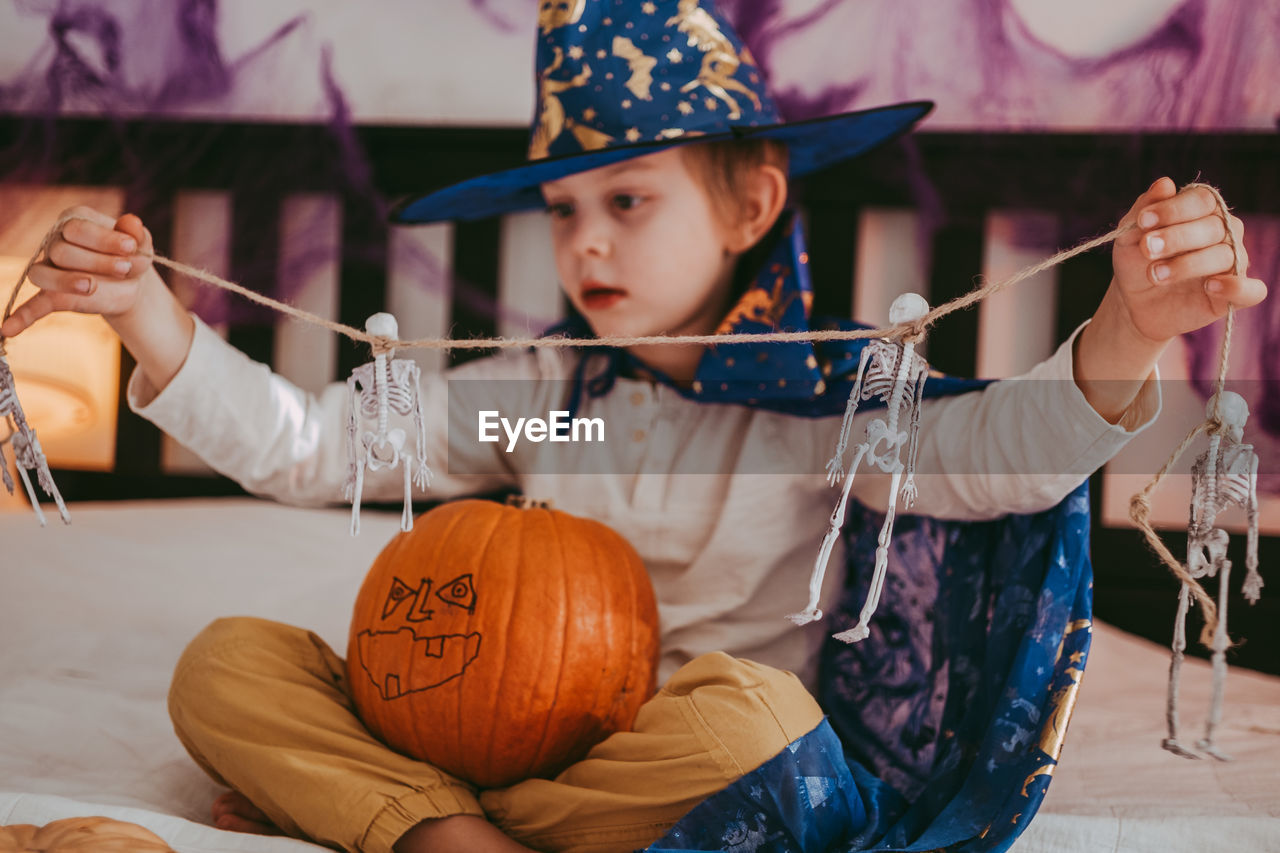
top-left (1, 116), bottom-right (1276, 672)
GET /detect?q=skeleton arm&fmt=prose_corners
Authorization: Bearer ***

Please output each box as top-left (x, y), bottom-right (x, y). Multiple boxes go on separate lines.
top-left (344, 373), bottom-right (360, 501)
top-left (408, 361), bottom-right (431, 490)
top-left (899, 361), bottom-right (927, 509)
top-left (827, 345), bottom-right (874, 485)
top-left (0, 432), bottom-right (13, 495)
top-left (1187, 455), bottom-right (1209, 577)
top-left (1243, 452), bottom-right (1262, 602)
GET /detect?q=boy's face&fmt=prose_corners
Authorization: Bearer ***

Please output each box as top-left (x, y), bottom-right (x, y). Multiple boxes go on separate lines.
top-left (541, 147), bottom-right (739, 342)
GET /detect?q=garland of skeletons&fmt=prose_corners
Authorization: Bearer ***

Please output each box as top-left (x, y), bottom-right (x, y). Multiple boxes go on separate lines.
top-left (0, 184), bottom-right (1263, 759)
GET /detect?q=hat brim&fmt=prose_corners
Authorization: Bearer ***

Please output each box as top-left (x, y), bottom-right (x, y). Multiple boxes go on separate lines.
top-left (390, 100), bottom-right (933, 224)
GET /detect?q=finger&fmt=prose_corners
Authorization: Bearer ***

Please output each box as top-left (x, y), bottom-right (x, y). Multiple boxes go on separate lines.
top-left (61, 214), bottom-right (139, 256)
top-left (114, 214), bottom-right (155, 276)
top-left (56, 204), bottom-right (116, 230)
top-left (47, 238), bottom-right (138, 278)
top-left (1148, 243), bottom-right (1236, 286)
top-left (1204, 275), bottom-right (1268, 314)
top-left (1226, 214), bottom-right (1249, 272)
top-left (114, 213), bottom-right (153, 256)
top-left (26, 261), bottom-right (100, 297)
top-left (1117, 177), bottom-right (1178, 246)
top-left (1142, 216), bottom-right (1228, 261)
top-left (1137, 184), bottom-right (1219, 230)
top-left (0, 292), bottom-right (65, 337)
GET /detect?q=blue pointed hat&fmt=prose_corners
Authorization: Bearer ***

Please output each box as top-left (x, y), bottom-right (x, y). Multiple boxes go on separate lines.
top-left (392, 0), bottom-right (932, 224)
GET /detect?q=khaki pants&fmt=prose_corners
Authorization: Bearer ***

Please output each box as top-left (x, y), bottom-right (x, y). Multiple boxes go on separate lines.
top-left (168, 617), bottom-right (824, 853)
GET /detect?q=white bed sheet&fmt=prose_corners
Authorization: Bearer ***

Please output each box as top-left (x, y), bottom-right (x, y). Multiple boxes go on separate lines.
top-left (2, 498), bottom-right (1278, 852)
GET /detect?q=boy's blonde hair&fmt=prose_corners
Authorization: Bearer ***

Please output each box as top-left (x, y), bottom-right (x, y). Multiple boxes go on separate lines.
top-left (679, 138), bottom-right (790, 230)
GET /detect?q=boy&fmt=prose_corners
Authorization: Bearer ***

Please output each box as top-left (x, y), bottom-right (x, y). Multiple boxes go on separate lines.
top-left (1, 1), bottom-right (1264, 851)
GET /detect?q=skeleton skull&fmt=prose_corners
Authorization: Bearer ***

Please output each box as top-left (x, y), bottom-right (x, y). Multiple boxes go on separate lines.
top-left (888, 292), bottom-right (930, 325)
top-left (366, 312), bottom-right (399, 354)
top-left (1207, 391), bottom-right (1248, 442)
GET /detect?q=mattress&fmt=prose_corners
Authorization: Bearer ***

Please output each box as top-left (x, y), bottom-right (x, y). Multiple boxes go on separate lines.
top-left (3, 499), bottom-right (1278, 851)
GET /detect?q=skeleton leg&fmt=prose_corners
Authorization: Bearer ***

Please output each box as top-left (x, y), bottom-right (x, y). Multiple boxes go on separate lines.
top-left (0, 439), bottom-right (14, 495)
top-left (1197, 556), bottom-right (1233, 760)
top-left (400, 456), bottom-right (414, 532)
top-left (15, 461), bottom-right (49, 528)
top-left (833, 466), bottom-right (903, 644)
top-left (1162, 582), bottom-right (1200, 759)
top-left (790, 443), bottom-right (870, 625)
top-left (344, 375), bottom-right (361, 502)
top-left (349, 454), bottom-right (366, 537)
top-left (411, 366), bottom-right (431, 492)
top-left (33, 455), bottom-right (70, 525)
top-left (8, 430), bottom-right (70, 525)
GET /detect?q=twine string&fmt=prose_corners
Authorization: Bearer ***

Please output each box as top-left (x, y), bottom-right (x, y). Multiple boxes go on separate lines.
top-left (2, 215), bottom-right (1140, 356)
top-left (1126, 183), bottom-right (1241, 647)
top-left (0, 185), bottom-right (1246, 648)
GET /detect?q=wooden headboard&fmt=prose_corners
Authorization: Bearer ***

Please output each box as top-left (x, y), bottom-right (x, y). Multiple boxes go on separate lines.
top-left (2, 117), bottom-right (1276, 672)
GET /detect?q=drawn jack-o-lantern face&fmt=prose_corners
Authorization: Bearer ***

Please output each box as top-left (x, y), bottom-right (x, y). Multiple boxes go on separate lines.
top-left (353, 572), bottom-right (481, 699)
top-left (346, 498), bottom-right (660, 788)
top-left (538, 0), bottom-right (586, 34)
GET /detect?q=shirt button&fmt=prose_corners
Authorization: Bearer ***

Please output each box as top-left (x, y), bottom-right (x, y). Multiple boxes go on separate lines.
top-left (630, 391), bottom-right (645, 406)
top-left (632, 429), bottom-right (647, 442)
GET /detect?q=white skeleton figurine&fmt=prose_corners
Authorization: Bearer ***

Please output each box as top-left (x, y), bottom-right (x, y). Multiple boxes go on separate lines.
top-left (790, 293), bottom-right (931, 643)
top-left (0, 350), bottom-right (70, 526)
top-left (1164, 390), bottom-right (1261, 761)
top-left (345, 313), bottom-right (430, 536)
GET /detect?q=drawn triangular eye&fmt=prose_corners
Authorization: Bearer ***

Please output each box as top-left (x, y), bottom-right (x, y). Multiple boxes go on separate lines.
top-left (382, 576), bottom-right (425, 620)
top-left (436, 573), bottom-right (476, 612)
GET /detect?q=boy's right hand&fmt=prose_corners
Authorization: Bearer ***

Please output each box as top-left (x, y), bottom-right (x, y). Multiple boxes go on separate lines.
top-left (0, 206), bottom-right (156, 338)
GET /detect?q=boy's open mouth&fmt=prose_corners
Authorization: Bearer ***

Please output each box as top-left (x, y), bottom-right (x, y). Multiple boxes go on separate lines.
top-left (581, 280), bottom-right (628, 309)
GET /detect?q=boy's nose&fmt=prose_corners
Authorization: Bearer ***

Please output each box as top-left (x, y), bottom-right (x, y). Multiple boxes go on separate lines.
top-left (569, 217), bottom-right (612, 259)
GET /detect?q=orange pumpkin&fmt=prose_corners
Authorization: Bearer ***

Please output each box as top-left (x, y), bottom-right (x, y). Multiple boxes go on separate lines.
top-left (347, 497), bottom-right (660, 788)
top-left (0, 818), bottom-right (175, 853)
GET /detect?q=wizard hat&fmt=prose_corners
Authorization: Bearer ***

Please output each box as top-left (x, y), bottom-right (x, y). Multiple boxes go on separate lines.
top-left (392, 0), bottom-right (932, 224)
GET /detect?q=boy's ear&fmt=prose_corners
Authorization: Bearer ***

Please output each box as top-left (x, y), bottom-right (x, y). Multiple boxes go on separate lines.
top-left (727, 163), bottom-right (788, 254)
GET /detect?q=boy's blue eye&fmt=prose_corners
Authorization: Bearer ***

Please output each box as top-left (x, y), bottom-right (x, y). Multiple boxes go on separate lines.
top-left (613, 194), bottom-right (643, 211)
top-left (545, 202), bottom-right (574, 219)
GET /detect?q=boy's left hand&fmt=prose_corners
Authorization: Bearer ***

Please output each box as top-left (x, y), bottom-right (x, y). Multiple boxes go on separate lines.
top-left (1111, 177), bottom-right (1268, 345)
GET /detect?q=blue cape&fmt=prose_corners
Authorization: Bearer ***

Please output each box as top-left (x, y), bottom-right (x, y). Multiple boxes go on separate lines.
top-left (541, 213), bottom-right (1094, 852)
top-left (646, 490), bottom-right (1092, 852)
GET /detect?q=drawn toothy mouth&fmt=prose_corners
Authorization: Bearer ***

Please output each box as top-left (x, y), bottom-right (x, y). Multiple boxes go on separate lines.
top-left (356, 627), bottom-right (482, 699)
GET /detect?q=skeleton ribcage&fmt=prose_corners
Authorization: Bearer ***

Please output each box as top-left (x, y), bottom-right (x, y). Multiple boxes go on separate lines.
top-left (859, 343), bottom-right (901, 403)
top-left (0, 359), bottom-right (19, 419)
top-left (1213, 471), bottom-right (1252, 512)
top-left (1193, 448), bottom-right (1254, 517)
top-left (358, 382), bottom-right (416, 418)
top-left (353, 361), bottom-right (419, 418)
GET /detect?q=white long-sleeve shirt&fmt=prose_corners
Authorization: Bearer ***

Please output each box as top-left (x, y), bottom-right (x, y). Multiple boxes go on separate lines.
top-left (129, 318), bottom-right (1160, 690)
